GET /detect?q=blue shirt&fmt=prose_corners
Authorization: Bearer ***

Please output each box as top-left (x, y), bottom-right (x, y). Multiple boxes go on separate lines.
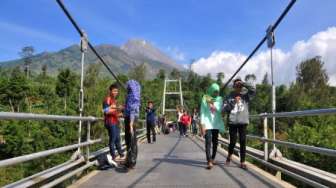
top-left (146, 108), bottom-right (156, 123)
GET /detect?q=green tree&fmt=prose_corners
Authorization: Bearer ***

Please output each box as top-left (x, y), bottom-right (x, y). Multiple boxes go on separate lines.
top-left (3, 67), bottom-right (29, 112)
top-left (200, 73), bottom-right (213, 92)
top-left (84, 63), bottom-right (102, 116)
top-left (156, 69), bottom-right (166, 80)
top-left (19, 46), bottom-right (35, 79)
top-left (41, 64), bottom-right (48, 77)
top-left (262, 73), bottom-right (269, 85)
top-left (55, 69), bottom-right (77, 112)
top-left (216, 72), bottom-right (225, 85)
top-left (245, 74), bottom-right (256, 83)
top-left (296, 56), bottom-right (329, 97)
top-left (170, 68), bottom-right (181, 79)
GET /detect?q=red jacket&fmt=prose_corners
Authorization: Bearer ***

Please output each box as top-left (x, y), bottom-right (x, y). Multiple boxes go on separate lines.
top-left (103, 96), bottom-right (119, 125)
top-left (180, 114), bottom-right (191, 126)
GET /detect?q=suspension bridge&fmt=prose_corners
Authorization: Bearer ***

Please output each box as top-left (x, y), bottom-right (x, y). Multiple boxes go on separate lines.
top-left (1, 0), bottom-right (336, 187)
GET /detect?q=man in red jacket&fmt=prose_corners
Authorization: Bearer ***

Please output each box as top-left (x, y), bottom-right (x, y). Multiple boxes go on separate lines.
top-left (180, 110), bottom-right (191, 137)
top-left (103, 83), bottom-right (124, 167)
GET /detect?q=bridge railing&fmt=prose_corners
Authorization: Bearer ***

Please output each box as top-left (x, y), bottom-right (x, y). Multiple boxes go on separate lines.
top-left (217, 108), bottom-right (336, 188)
top-left (0, 112), bottom-right (147, 188)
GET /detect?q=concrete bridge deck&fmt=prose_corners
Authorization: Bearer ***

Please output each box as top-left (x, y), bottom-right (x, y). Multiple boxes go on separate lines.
top-left (73, 133), bottom-right (292, 188)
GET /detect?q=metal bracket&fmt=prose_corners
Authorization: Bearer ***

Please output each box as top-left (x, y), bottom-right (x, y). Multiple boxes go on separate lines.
top-left (70, 150), bottom-right (83, 161)
top-left (80, 31), bottom-right (88, 52)
top-left (269, 147), bottom-right (283, 159)
top-left (266, 25), bottom-right (275, 48)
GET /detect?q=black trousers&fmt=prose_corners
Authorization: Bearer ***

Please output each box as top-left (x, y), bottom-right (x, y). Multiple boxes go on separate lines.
top-left (182, 125), bottom-right (187, 136)
top-left (124, 116), bottom-right (138, 168)
top-left (205, 129), bottom-right (219, 162)
top-left (178, 122), bottom-right (184, 135)
top-left (228, 124), bottom-right (247, 163)
top-left (146, 121), bottom-right (156, 143)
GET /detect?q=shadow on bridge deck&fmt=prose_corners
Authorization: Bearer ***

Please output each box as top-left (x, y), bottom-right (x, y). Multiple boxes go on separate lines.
top-left (71, 133), bottom-right (292, 188)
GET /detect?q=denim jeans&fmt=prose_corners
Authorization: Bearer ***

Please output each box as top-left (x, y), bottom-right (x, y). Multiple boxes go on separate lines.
top-left (105, 124), bottom-right (123, 159)
top-left (192, 120), bottom-right (198, 135)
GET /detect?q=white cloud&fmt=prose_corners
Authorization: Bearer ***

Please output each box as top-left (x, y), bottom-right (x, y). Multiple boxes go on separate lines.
top-left (182, 64), bottom-right (190, 69)
top-left (166, 46), bottom-right (186, 62)
top-left (192, 27), bottom-right (336, 86)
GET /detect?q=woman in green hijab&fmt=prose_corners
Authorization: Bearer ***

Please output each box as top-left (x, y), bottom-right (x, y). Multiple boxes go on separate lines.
top-left (200, 83), bottom-right (225, 169)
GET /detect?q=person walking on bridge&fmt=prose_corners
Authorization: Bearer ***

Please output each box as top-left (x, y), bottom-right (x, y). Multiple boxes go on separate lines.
top-left (191, 108), bottom-right (199, 137)
top-left (103, 83), bottom-right (124, 167)
top-left (223, 77), bottom-right (256, 170)
top-left (146, 101), bottom-right (156, 143)
top-left (180, 110), bottom-right (191, 137)
top-left (200, 83), bottom-right (225, 170)
top-left (124, 80), bottom-right (141, 170)
top-left (177, 106), bottom-right (184, 136)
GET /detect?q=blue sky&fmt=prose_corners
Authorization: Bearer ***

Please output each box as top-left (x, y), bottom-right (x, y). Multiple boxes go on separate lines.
top-left (0, 0), bottom-right (336, 63)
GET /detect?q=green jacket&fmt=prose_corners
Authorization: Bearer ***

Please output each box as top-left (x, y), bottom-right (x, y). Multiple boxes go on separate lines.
top-left (200, 83), bottom-right (225, 132)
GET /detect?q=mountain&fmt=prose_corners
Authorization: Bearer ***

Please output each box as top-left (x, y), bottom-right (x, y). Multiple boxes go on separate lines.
top-left (0, 39), bottom-right (183, 78)
top-left (121, 39), bottom-right (181, 69)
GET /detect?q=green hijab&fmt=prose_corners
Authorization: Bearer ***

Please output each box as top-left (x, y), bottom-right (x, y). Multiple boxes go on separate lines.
top-left (200, 83), bottom-right (225, 132)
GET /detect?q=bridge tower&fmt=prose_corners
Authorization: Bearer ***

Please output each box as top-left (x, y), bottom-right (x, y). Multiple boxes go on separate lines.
top-left (162, 78), bottom-right (184, 115)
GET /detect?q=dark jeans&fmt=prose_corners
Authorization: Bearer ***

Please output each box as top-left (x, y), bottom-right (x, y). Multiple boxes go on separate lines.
top-left (178, 122), bottom-right (184, 136)
top-left (146, 121), bottom-right (156, 143)
top-left (205, 129), bottom-right (219, 162)
top-left (105, 124), bottom-right (123, 159)
top-left (124, 116), bottom-right (138, 168)
top-left (228, 124), bottom-right (247, 163)
top-left (192, 120), bottom-right (197, 135)
top-left (181, 124), bottom-right (188, 136)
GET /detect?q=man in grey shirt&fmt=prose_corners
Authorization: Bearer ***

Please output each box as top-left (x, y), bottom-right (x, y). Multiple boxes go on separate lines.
top-left (223, 77), bottom-right (256, 169)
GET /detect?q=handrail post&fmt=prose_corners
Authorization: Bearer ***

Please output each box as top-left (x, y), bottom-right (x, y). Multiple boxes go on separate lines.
top-left (263, 115), bottom-right (268, 161)
top-left (86, 121), bottom-right (91, 162)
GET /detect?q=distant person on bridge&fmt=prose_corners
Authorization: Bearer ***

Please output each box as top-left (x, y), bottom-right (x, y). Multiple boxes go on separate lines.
top-left (223, 77), bottom-right (256, 170)
top-left (191, 108), bottom-right (199, 137)
top-left (177, 106), bottom-right (184, 136)
top-left (200, 83), bottom-right (225, 170)
top-left (103, 83), bottom-right (124, 167)
top-left (124, 80), bottom-right (141, 170)
top-left (180, 110), bottom-right (191, 137)
top-left (146, 101), bottom-right (156, 143)
top-left (159, 114), bottom-right (167, 134)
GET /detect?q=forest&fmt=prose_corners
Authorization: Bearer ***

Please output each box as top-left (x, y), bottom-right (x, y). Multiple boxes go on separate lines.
top-left (0, 51), bottom-right (335, 187)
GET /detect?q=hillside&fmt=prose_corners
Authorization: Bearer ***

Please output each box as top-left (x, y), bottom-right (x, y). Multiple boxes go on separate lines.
top-left (0, 39), bottom-right (183, 78)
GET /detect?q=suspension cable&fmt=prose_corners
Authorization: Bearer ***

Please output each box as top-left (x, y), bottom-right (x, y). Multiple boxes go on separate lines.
top-left (56, 0), bottom-right (126, 89)
top-left (222, 0), bottom-right (297, 89)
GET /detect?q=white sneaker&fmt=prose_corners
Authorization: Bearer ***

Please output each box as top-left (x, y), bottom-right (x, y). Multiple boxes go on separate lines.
top-left (107, 154), bottom-right (119, 167)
